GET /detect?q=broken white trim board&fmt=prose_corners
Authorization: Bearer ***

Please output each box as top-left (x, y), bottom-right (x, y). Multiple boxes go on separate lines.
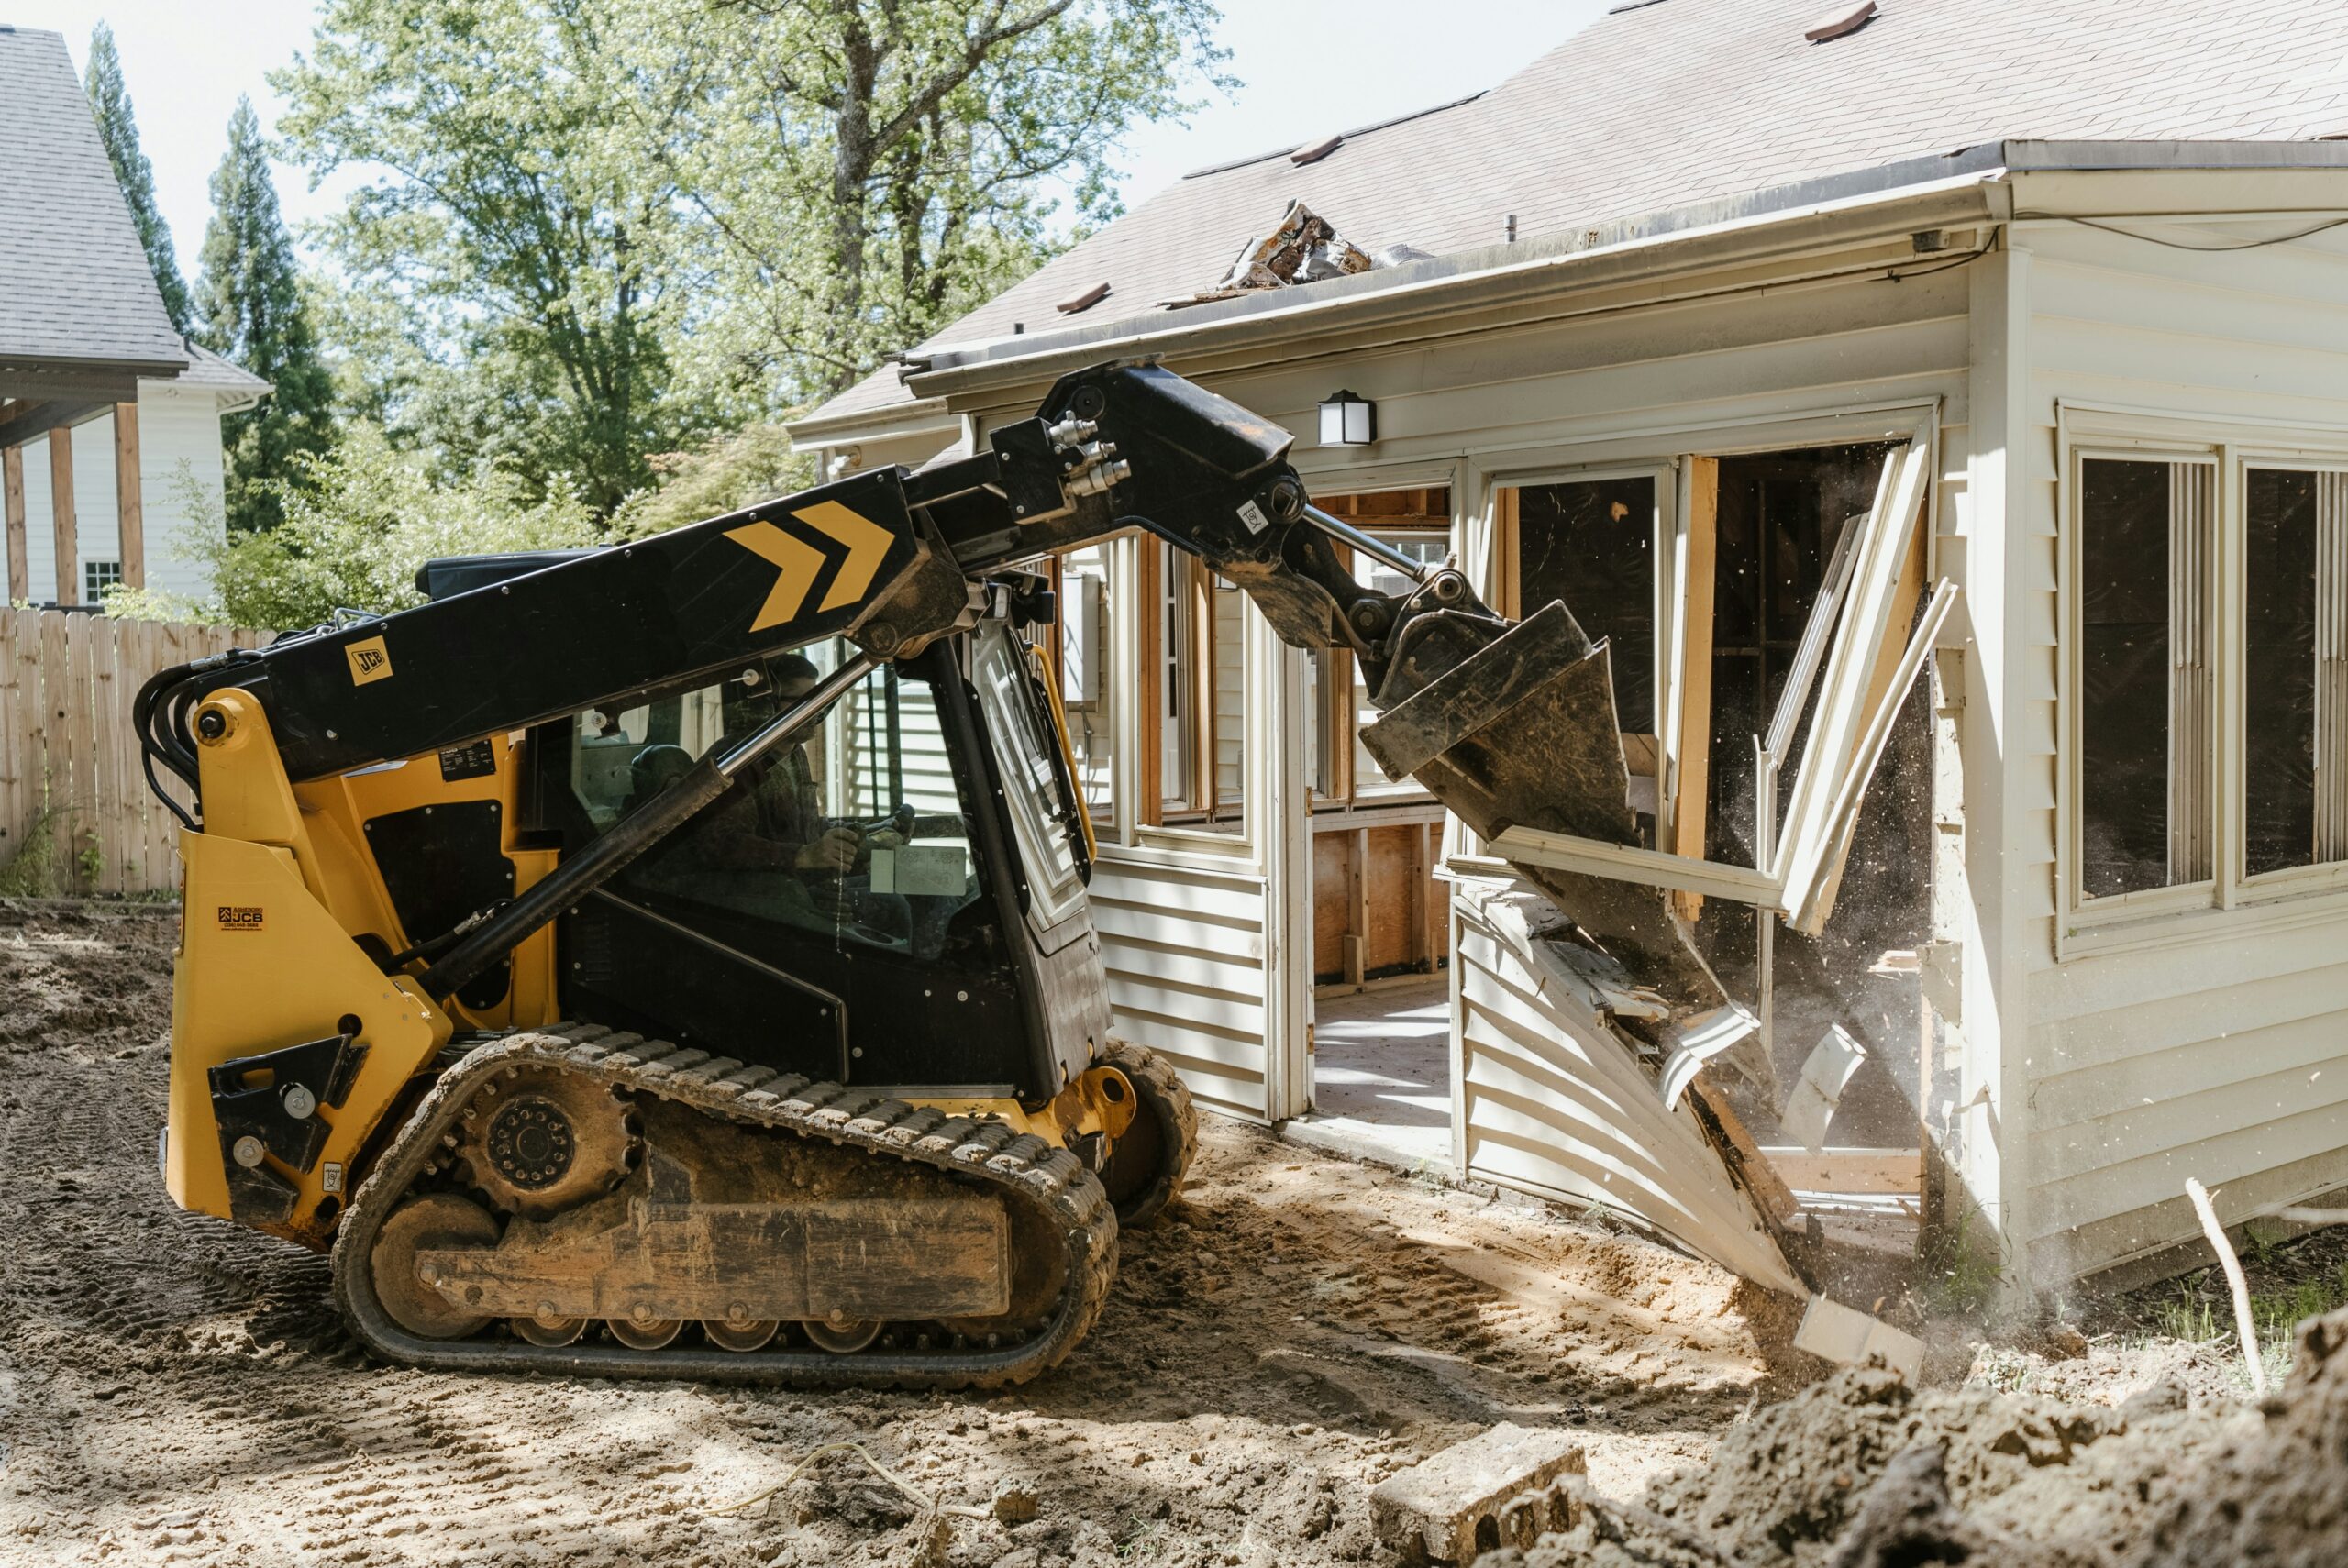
top-left (1368, 1423), bottom-right (1586, 1564)
top-left (1658, 1003), bottom-right (1759, 1110)
top-left (1794, 1293), bottom-right (1925, 1384)
top-left (1781, 1023), bottom-right (1868, 1152)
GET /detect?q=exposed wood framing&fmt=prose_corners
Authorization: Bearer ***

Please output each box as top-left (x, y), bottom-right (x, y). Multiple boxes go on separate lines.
top-left (1672, 457), bottom-right (1719, 920)
top-left (1758, 1146), bottom-right (1925, 1197)
top-left (2, 445), bottom-right (25, 602)
top-left (114, 402), bottom-right (143, 590)
top-left (48, 425), bottom-right (76, 605)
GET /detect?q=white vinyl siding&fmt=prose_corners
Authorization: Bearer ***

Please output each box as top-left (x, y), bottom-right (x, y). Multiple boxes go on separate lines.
top-left (2027, 215), bottom-right (2348, 1283)
top-left (17, 380), bottom-right (235, 605)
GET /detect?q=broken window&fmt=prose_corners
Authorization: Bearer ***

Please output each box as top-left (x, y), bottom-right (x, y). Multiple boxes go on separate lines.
top-left (1515, 474), bottom-right (1658, 734)
top-left (2077, 458), bottom-right (2216, 898)
top-left (2245, 465), bottom-right (2348, 877)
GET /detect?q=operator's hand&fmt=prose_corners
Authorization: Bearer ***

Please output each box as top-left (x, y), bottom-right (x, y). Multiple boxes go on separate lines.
top-left (795, 827), bottom-right (859, 874)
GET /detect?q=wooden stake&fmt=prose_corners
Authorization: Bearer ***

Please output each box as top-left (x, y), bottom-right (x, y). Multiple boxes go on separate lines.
top-left (2186, 1176), bottom-right (2265, 1396)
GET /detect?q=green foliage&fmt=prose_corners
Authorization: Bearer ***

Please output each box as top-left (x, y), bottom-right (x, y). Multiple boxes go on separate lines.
top-left (0, 795), bottom-right (70, 899)
top-left (275, 0), bottom-right (1230, 509)
top-left (84, 24), bottom-right (194, 335)
top-left (669, 0), bottom-right (1231, 399)
top-left (107, 428), bottom-right (599, 631)
top-left (197, 98), bottom-right (339, 533)
top-left (275, 0), bottom-right (718, 514)
top-left (610, 425), bottom-right (814, 538)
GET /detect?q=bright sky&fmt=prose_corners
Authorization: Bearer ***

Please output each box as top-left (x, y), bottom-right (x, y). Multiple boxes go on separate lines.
top-left (12, 0), bottom-right (1610, 278)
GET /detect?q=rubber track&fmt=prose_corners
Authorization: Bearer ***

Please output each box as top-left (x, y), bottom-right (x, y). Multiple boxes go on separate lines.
top-left (330, 1024), bottom-right (1119, 1389)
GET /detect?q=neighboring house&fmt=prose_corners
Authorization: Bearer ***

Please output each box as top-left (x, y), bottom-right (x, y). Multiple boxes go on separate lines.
top-left (0, 25), bottom-right (269, 608)
top-left (792, 0), bottom-right (2348, 1299)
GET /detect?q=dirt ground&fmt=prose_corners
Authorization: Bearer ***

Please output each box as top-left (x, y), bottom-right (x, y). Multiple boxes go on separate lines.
top-left (6, 905), bottom-right (2339, 1568)
top-left (0, 906), bottom-right (1768, 1567)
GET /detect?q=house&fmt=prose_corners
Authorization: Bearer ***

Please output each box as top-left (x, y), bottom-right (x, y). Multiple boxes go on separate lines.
top-left (0, 24), bottom-right (269, 608)
top-left (795, 0), bottom-right (2348, 1304)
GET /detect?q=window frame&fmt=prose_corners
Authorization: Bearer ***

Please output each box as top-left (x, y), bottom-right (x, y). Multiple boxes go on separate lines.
top-left (2056, 403), bottom-right (2348, 958)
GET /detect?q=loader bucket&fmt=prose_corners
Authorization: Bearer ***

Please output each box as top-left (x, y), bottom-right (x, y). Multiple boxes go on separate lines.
top-left (1360, 602), bottom-right (1723, 1014)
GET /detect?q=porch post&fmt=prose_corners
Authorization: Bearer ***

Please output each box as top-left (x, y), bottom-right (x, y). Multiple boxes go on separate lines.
top-left (114, 402), bottom-right (143, 591)
top-left (2, 444), bottom-right (24, 602)
top-left (48, 425), bottom-right (75, 605)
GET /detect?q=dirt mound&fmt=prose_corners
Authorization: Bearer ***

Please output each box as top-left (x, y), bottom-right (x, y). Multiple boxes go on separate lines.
top-left (1482, 1306), bottom-right (2348, 1568)
top-left (2127, 1309), bottom-right (2348, 1567)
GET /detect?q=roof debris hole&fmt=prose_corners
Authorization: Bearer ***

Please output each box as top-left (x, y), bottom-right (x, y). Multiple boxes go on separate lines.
top-left (1161, 200), bottom-right (1374, 308)
top-left (1806, 0), bottom-right (1877, 42)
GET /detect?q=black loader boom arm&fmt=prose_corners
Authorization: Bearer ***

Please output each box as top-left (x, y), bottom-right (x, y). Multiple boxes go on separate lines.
top-left (140, 361), bottom-right (1698, 1009)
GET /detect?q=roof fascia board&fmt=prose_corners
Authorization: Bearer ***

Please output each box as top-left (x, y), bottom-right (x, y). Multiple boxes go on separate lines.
top-left (0, 353), bottom-right (186, 386)
top-left (2004, 140), bottom-right (2348, 172)
top-left (907, 175), bottom-right (1999, 408)
top-left (786, 395), bottom-right (956, 447)
top-left (2005, 164), bottom-right (2348, 220)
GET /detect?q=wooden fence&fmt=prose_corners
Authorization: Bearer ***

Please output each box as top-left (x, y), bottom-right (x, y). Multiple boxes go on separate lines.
top-left (0, 609), bottom-right (270, 896)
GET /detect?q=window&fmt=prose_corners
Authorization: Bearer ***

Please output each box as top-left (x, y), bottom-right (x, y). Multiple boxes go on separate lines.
top-left (1055, 545), bottom-right (1118, 820)
top-left (1517, 475), bottom-right (1656, 732)
top-left (2063, 428), bottom-right (2348, 943)
top-left (2077, 457), bottom-right (2216, 898)
top-left (84, 559), bottom-right (122, 601)
top-left (2244, 465), bottom-right (2348, 878)
top-left (1303, 487), bottom-right (1451, 807)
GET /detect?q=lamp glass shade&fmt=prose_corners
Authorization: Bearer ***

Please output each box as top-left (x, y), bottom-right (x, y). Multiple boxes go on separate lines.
top-left (1318, 391), bottom-right (1375, 446)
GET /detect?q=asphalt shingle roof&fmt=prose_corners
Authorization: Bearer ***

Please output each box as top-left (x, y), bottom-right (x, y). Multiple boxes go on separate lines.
top-left (804, 0), bottom-right (2348, 428)
top-left (0, 25), bottom-right (190, 370)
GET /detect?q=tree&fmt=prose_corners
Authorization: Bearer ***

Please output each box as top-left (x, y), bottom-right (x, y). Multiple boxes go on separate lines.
top-left (276, 0), bottom-right (1228, 508)
top-left (196, 98), bottom-right (338, 532)
top-left (84, 22), bottom-right (194, 335)
top-left (276, 0), bottom-right (720, 515)
top-left (672, 0), bottom-right (1228, 399)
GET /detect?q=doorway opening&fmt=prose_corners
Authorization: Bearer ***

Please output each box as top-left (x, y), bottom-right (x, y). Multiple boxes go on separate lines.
top-left (1296, 486), bottom-right (1458, 1165)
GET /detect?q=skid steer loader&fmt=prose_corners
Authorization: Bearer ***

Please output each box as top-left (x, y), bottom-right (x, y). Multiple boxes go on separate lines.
top-left (140, 362), bottom-right (1721, 1386)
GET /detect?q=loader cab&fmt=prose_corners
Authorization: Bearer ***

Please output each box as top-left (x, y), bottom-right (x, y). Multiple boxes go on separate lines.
top-left (523, 613), bottom-right (1112, 1108)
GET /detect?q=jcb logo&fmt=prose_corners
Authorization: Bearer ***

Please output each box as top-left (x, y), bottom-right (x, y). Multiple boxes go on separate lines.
top-left (345, 635), bottom-right (394, 686)
top-left (216, 906), bottom-right (265, 933)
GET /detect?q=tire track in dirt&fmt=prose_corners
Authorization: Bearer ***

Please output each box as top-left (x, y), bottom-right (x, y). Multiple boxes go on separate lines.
top-left (0, 908), bottom-right (1767, 1566)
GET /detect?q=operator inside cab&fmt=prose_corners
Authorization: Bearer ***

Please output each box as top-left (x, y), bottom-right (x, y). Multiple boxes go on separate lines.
top-left (613, 650), bottom-right (963, 958)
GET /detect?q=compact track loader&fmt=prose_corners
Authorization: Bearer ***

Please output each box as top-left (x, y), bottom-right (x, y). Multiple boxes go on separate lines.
top-left (142, 362), bottom-right (1710, 1386)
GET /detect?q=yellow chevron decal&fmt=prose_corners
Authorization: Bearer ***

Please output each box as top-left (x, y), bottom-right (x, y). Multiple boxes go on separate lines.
top-left (726, 522), bottom-right (825, 632)
top-left (793, 501), bottom-right (893, 612)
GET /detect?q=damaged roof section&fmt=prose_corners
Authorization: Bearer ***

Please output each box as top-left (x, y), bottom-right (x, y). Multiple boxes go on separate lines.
top-left (1162, 200), bottom-right (1377, 308)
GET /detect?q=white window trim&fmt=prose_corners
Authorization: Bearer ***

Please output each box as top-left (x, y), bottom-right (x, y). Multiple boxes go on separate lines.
top-left (2055, 402), bottom-right (2348, 959)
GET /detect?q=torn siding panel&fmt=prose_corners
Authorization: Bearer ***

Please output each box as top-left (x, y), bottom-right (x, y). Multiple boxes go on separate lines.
top-left (1454, 884), bottom-right (1802, 1295)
